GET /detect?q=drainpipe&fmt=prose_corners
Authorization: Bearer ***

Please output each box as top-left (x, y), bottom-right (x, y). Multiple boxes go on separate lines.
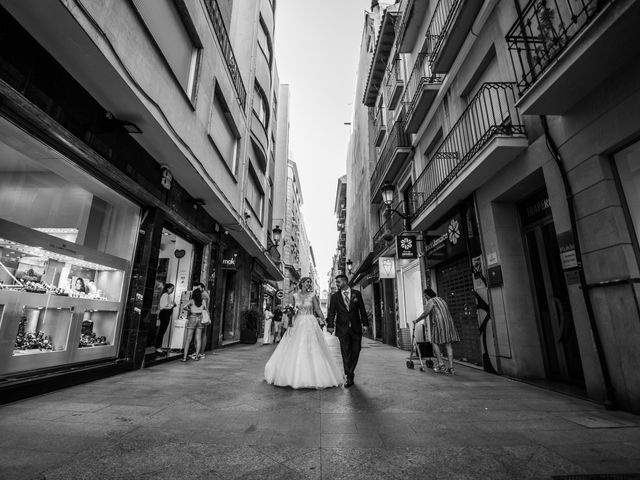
top-left (512, 0), bottom-right (616, 409)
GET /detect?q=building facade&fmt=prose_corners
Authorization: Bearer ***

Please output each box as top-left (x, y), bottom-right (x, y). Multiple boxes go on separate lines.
top-left (351, 0), bottom-right (640, 413)
top-left (0, 0), bottom-right (285, 400)
top-left (330, 175), bottom-right (348, 291)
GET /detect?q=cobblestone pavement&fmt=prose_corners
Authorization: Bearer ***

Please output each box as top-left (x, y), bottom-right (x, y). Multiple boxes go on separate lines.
top-left (2, 335), bottom-right (640, 480)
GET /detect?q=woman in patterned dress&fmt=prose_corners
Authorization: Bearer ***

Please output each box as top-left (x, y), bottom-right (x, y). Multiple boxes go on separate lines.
top-left (414, 288), bottom-right (460, 374)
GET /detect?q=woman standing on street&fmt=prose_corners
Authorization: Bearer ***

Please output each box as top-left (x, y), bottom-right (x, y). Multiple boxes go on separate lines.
top-left (180, 288), bottom-right (205, 362)
top-left (155, 283), bottom-right (176, 354)
top-left (414, 288), bottom-right (460, 374)
top-left (263, 305), bottom-right (274, 344)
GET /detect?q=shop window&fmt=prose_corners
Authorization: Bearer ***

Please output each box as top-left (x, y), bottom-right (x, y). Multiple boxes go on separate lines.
top-left (615, 141), bottom-right (640, 246)
top-left (132, 0), bottom-right (201, 100)
top-left (0, 125), bottom-right (139, 375)
top-left (209, 85), bottom-right (240, 176)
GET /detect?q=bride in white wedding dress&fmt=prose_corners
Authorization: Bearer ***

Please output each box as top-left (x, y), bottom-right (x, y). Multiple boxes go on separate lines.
top-left (264, 277), bottom-right (343, 389)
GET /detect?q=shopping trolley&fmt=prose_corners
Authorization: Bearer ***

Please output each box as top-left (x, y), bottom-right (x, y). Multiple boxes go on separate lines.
top-left (406, 317), bottom-right (434, 371)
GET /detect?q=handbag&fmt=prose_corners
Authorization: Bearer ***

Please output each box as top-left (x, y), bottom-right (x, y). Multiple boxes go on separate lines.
top-left (201, 309), bottom-right (211, 325)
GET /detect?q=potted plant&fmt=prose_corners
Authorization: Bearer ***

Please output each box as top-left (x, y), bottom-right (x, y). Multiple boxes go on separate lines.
top-left (240, 309), bottom-right (261, 343)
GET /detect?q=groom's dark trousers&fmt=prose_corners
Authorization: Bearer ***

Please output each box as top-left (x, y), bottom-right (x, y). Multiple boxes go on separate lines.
top-left (326, 289), bottom-right (369, 382)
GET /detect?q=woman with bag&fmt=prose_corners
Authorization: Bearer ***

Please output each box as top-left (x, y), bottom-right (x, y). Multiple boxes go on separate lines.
top-left (193, 282), bottom-right (211, 359)
top-left (155, 283), bottom-right (176, 354)
top-left (180, 288), bottom-right (206, 362)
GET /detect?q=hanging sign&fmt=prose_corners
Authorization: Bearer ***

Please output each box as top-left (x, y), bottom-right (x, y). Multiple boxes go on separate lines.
top-left (378, 257), bottom-right (396, 279)
top-left (221, 250), bottom-right (238, 270)
top-left (396, 234), bottom-right (418, 259)
top-left (174, 249), bottom-right (186, 259)
top-left (276, 290), bottom-right (284, 299)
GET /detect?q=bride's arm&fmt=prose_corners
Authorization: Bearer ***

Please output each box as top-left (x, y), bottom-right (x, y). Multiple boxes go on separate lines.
top-left (313, 295), bottom-right (325, 324)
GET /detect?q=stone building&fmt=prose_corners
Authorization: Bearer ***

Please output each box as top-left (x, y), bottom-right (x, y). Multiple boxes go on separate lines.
top-left (0, 0), bottom-right (285, 400)
top-left (351, 0), bottom-right (640, 413)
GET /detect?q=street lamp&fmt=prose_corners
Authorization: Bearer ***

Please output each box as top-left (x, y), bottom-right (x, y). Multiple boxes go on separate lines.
top-left (263, 225), bottom-right (283, 254)
top-left (346, 259), bottom-right (353, 274)
top-left (380, 182), bottom-right (412, 239)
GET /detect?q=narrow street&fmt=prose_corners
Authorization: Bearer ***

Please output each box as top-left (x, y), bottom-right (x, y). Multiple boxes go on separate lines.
top-left (2, 337), bottom-right (640, 480)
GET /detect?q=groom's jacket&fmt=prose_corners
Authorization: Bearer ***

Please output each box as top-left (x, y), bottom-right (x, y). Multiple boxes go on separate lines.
top-left (326, 289), bottom-right (369, 337)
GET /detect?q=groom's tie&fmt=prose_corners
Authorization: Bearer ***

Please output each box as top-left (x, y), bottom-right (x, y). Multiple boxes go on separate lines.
top-left (343, 290), bottom-right (350, 309)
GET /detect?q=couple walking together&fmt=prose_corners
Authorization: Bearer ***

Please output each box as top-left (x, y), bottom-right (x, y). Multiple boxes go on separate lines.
top-left (264, 274), bottom-right (369, 389)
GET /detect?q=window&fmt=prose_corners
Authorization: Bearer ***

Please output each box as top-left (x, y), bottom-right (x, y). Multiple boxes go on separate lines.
top-left (253, 83), bottom-right (269, 128)
top-left (615, 141), bottom-right (640, 246)
top-left (132, 0), bottom-right (201, 100)
top-left (257, 17), bottom-right (272, 66)
top-left (245, 168), bottom-right (264, 222)
top-left (210, 85), bottom-right (239, 175)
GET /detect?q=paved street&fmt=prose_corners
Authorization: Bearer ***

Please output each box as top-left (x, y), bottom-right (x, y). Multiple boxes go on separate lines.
top-left (1, 336), bottom-right (640, 480)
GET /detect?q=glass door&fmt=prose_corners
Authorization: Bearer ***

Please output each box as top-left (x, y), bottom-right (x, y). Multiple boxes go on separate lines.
top-left (524, 223), bottom-right (585, 385)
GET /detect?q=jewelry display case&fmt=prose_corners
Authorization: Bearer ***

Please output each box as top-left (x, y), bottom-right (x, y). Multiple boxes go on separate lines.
top-left (0, 219), bottom-right (129, 375)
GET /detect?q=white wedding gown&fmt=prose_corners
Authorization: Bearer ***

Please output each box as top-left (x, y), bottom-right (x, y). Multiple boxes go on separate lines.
top-left (264, 293), bottom-right (343, 389)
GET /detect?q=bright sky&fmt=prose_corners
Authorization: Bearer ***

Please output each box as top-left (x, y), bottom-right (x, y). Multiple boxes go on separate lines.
top-left (274, 0), bottom-right (371, 290)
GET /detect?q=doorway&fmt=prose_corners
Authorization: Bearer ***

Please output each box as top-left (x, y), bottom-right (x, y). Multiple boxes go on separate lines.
top-left (220, 270), bottom-right (238, 344)
top-left (523, 221), bottom-right (585, 385)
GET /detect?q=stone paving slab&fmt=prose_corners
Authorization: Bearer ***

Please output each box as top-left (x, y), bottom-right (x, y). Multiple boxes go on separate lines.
top-left (1, 337), bottom-right (640, 479)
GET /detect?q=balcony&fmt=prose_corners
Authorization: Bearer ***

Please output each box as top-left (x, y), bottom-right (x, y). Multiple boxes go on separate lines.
top-left (403, 53), bottom-right (444, 134)
top-left (408, 83), bottom-right (528, 230)
top-left (505, 0), bottom-right (639, 115)
top-left (203, 0), bottom-right (247, 109)
top-left (427, 0), bottom-right (483, 74)
top-left (373, 201), bottom-right (409, 257)
top-left (370, 121), bottom-right (412, 202)
top-left (382, 57), bottom-right (405, 111)
top-left (373, 106), bottom-right (387, 147)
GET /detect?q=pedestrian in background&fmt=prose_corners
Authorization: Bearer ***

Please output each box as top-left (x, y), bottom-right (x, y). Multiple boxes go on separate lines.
top-left (181, 288), bottom-right (205, 362)
top-left (414, 288), bottom-right (460, 374)
top-left (193, 282), bottom-right (210, 359)
top-left (273, 306), bottom-right (283, 342)
top-left (263, 305), bottom-right (274, 344)
top-left (155, 283), bottom-right (176, 354)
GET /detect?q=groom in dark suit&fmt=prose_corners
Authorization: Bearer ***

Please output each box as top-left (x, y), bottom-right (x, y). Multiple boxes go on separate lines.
top-left (326, 274), bottom-right (369, 387)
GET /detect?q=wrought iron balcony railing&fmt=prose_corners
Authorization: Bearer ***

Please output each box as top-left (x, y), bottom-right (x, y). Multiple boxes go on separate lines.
top-left (505, 0), bottom-right (611, 95)
top-left (373, 201), bottom-right (408, 255)
top-left (403, 53), bottom-right (444, 122)
top-left (204, 0), bottom-right (247, 109)
top-left (382, 57), bottom-right (405, 111)
top-left (408, 83), bottom-right (526, 218)
top-left (370, 120), bottom-right (411, 198)
top-left (427, 0), bottom-right (459, 61)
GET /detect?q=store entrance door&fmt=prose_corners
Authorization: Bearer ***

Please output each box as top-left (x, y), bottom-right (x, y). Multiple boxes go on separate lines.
top-left (524, 222), bottom-right (585, 385)
top-left (381, 279), bottom-right (396, 346)
top-left (435, 256), bottom-right (482, 366)
top-left (220, 270), bottom-right (238, 344)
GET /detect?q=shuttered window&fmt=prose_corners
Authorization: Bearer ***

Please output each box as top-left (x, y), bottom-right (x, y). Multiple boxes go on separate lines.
top-left (210, 87), bottom-right (239, 174)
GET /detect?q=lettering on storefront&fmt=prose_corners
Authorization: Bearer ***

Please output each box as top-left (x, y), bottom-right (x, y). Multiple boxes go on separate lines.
top-left (221, 250), bottom-right (238, 270)
top-left (520, 190), bottom-right (552, 226)
top-left (378, 257), bottom-right (396, 279)
top-left (424, 214), bottom-right (466, 264)
top-left (557, 231), bottom-right (579, 270)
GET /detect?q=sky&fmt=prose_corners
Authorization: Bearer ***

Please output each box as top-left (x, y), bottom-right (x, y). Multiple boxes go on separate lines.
top-left (274, 0), bottom-right (371, 290)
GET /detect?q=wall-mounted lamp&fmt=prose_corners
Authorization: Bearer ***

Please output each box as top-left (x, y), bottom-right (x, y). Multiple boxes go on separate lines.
top-left (380, 181), bottom-right (412, 240)
top-left (263, 225), bottom-right (283, 254)
top-left (346, 259), bottom-right (353, 274)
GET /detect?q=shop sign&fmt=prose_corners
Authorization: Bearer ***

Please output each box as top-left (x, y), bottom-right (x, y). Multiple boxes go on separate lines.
top-left (379, 257), bottom-right (396, 279)
top-left (519, 190), bottom-right (552, 226)
top-left (396, 234), bottom-right (418, 259)
top-left (486, 252), bottom-right (498, 266)
top-left (221, 249), bottom-right (238, 270)
top-left (276, 289), bottom-right (284, 299)
top-left (424, 214), bottom-right (466, 263)
top-left (557, 231), bottom-right (579, 270)
top-left (263, 283), bottom-right (277, 295)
